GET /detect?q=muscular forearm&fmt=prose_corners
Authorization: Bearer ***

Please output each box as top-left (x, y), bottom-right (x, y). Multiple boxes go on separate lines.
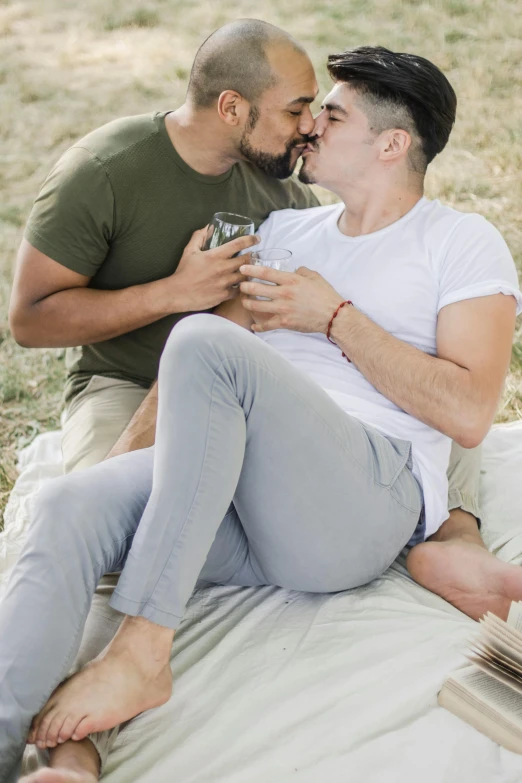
top-left (329, 306), bottom-right (492, 448)
top-left (105, 382), bottom-right (158, 458)
top-left (13, 278), bottom-right (191, 348)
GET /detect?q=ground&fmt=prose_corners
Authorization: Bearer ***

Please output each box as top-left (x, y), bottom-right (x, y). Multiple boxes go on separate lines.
top-left (1, 0), bottom-right (521, 525)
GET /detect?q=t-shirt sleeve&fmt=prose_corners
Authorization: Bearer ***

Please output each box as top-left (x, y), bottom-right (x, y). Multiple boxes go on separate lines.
top-left (437, 214), bottom-right (522, 315)
top-left (24, 146), bottom-right (114, 277)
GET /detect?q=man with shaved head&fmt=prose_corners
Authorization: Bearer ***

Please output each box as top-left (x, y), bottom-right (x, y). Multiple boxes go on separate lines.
top-left (4, 26), bottom-right (511, 783)
top-left (10, 18), bottom-right (319, 477)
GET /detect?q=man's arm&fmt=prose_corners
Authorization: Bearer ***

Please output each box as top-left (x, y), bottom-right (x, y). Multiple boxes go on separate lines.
top-left (105, 294), bottom-right (255, 458)
top-left (9, 241), bottom-right (182, 348)
top-left (327, 293), bottom-right (516, 448)
top-left (238, 264), bottom-right (517, 449)
top-left (9, 232), bottom-right (257, 348)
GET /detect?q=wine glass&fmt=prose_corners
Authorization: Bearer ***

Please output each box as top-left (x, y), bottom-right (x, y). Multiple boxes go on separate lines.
top-left (203, 212), bottom-right (255, 251)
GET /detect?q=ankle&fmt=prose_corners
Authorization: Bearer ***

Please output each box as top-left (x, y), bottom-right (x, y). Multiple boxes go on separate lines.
top-left (49, 739), bottom-right (100, 778)
top-left (109, 616), bottom-right (175, 676)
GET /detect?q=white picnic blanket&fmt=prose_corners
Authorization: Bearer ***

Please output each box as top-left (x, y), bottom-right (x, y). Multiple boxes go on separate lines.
top-left (2, 424), bottom-right (522, 782)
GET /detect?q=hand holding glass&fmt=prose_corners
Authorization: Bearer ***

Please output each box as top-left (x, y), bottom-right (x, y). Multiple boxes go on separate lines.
top-left (250, 249), bottom-right (295, 300)
top-left (203, 212), bottom-right (255, 251)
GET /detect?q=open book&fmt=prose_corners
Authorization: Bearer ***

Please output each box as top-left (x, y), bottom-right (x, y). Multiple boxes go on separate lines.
top-left (438, 601), bottom-right (522, 753)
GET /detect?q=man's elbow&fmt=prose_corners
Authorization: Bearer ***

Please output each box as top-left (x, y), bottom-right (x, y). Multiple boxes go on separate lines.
top-left (452, 411), bottom-right (493, 450)
top-left (454, 430), bottom-right (484, 450)
top-left (8, 307), bottom-right (41, 347)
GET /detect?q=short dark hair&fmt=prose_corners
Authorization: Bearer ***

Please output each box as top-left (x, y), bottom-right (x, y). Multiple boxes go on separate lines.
top-left (187, 19), bottom-right (304, 109)
top-left (327, 46), bottom-right (457, 172)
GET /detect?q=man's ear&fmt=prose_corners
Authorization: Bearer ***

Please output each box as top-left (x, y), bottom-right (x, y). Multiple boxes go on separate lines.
top-left (217, 90), bottom-right (248, 128)
top-left (379, 128), bottom-right (412, 163)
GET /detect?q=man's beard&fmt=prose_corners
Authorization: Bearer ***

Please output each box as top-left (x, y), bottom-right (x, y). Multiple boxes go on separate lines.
top-left (239, 111), bottom-right (305, 179)
top-left (239, 134), bottom-right (304, 179)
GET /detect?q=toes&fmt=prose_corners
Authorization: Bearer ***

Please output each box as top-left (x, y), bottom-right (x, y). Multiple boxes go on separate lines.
top-left (28, 710), bottom-right (48, 745)
top-left (27, 722), bottom-right (37, 745)
top-left (72, 716), bottom-right (95, 741)
top-left (57, 714), bottom-right (81, 744)
top-left (35, 707), bottom-right (58, 749)
top-left (44, 711), bottom-right (67, 748)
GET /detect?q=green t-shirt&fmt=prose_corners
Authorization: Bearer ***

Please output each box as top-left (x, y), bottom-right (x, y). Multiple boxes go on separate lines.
top-left (24, 110), bottom-right (319, 402)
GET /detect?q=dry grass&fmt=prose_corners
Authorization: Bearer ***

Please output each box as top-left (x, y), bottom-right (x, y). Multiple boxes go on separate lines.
top-left (1, 0), bottom-right (521, 522)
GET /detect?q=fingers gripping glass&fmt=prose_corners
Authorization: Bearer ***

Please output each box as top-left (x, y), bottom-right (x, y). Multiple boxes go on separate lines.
top-left (250, 249), bottom-right (295, 301)
top-left (203, 212), bottom-right (255, 251)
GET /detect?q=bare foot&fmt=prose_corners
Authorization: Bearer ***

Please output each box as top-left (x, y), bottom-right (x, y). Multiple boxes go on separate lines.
top-left (19, 767), bottom-right (97, 783)
top-left (406, 538), bottom-right (522, 622)
top-left (28, 647), bottom-right (172, 749)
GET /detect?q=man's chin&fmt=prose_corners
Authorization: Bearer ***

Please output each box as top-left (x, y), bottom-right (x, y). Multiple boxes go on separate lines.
top-left (298, 164), bottom-right (316, 185)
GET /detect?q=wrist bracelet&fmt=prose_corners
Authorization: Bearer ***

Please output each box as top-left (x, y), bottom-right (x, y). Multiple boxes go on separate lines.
top-left (326, 301), bottom-right (353, 362)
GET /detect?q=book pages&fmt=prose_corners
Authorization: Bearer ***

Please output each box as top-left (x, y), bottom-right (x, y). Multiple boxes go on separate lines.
top-left (444, 665), bottom-right (522, 728)
top-left (471, 639), bottom-right (522, 675)
top-left (467, 654), bottom-right (522, 695)
top-left (507, 601), bottom-right (522, 632)
top-left (485, 611), bottom-right (522, 642)
top-left (438, 602), bottom-right (522, 751)
top-left (480, 613), bottom-right (522, 656)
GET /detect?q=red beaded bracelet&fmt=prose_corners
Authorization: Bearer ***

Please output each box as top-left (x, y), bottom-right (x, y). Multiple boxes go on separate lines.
top-left (326, 300), bottom-right (353, 362)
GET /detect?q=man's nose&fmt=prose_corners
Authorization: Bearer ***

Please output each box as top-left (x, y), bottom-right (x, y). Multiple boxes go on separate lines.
top-left (310, 115), bottom-right (324, 138)
top-left (298, 107), bottom-right (315, 136)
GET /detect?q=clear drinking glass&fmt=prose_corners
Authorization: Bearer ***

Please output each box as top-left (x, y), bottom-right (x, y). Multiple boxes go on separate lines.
top-left (203, 212), bottom-right (255, 251)
top-left (250, 249), bottom-right (295, 301)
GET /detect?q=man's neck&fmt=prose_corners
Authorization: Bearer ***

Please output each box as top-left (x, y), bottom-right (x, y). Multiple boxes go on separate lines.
top-left (165, 104), bottom-right (241, 177)
top-left (335, 178), bottom-right (424, 237)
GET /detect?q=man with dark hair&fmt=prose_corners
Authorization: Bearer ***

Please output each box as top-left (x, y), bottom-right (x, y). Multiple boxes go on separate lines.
top-left (324, 46), bottom-right (457, 174)
top-left (4, 40), bottom-right (518, 783)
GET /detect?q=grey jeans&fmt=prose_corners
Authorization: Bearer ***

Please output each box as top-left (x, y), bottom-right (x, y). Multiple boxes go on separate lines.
top-left (0, 314), bottom-right (423, 781)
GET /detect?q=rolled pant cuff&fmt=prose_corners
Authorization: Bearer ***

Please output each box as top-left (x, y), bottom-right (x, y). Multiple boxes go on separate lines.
top-left (448, 488), bottom-right (482, 529)
top-left (110, 591), bottom-right (183, 630)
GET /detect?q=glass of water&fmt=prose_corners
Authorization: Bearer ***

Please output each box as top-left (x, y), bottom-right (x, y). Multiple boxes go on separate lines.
top-left (250, 249), bottom-right (295, 300)
top-left (203, 212), bottom-right (255, 251)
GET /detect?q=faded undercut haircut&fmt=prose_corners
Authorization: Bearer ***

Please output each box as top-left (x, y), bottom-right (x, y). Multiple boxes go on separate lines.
top-left (327, 46), bottom-right (457, 174)
top-left (187, 19), bottom-right (305, 110)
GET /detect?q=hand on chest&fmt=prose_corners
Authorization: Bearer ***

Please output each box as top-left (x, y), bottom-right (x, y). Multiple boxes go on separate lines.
top-left (291, 239), bottom-right (438, 346)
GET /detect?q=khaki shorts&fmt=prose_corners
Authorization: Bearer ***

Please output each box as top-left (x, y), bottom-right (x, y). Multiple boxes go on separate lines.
top-left (61, 375), bottom-right (149, 474)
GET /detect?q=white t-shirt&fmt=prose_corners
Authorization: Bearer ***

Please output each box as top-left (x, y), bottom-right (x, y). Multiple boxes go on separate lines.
top-left (255, 197), bottom-right (522, 539)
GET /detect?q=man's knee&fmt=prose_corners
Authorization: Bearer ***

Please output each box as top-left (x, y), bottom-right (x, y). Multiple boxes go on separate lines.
top-left (161, 313), bottom-right (253, 371)
top-left (31, 471), bottom-right (110, 555)
top-left (33, 475), bottom-right (87, 532)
